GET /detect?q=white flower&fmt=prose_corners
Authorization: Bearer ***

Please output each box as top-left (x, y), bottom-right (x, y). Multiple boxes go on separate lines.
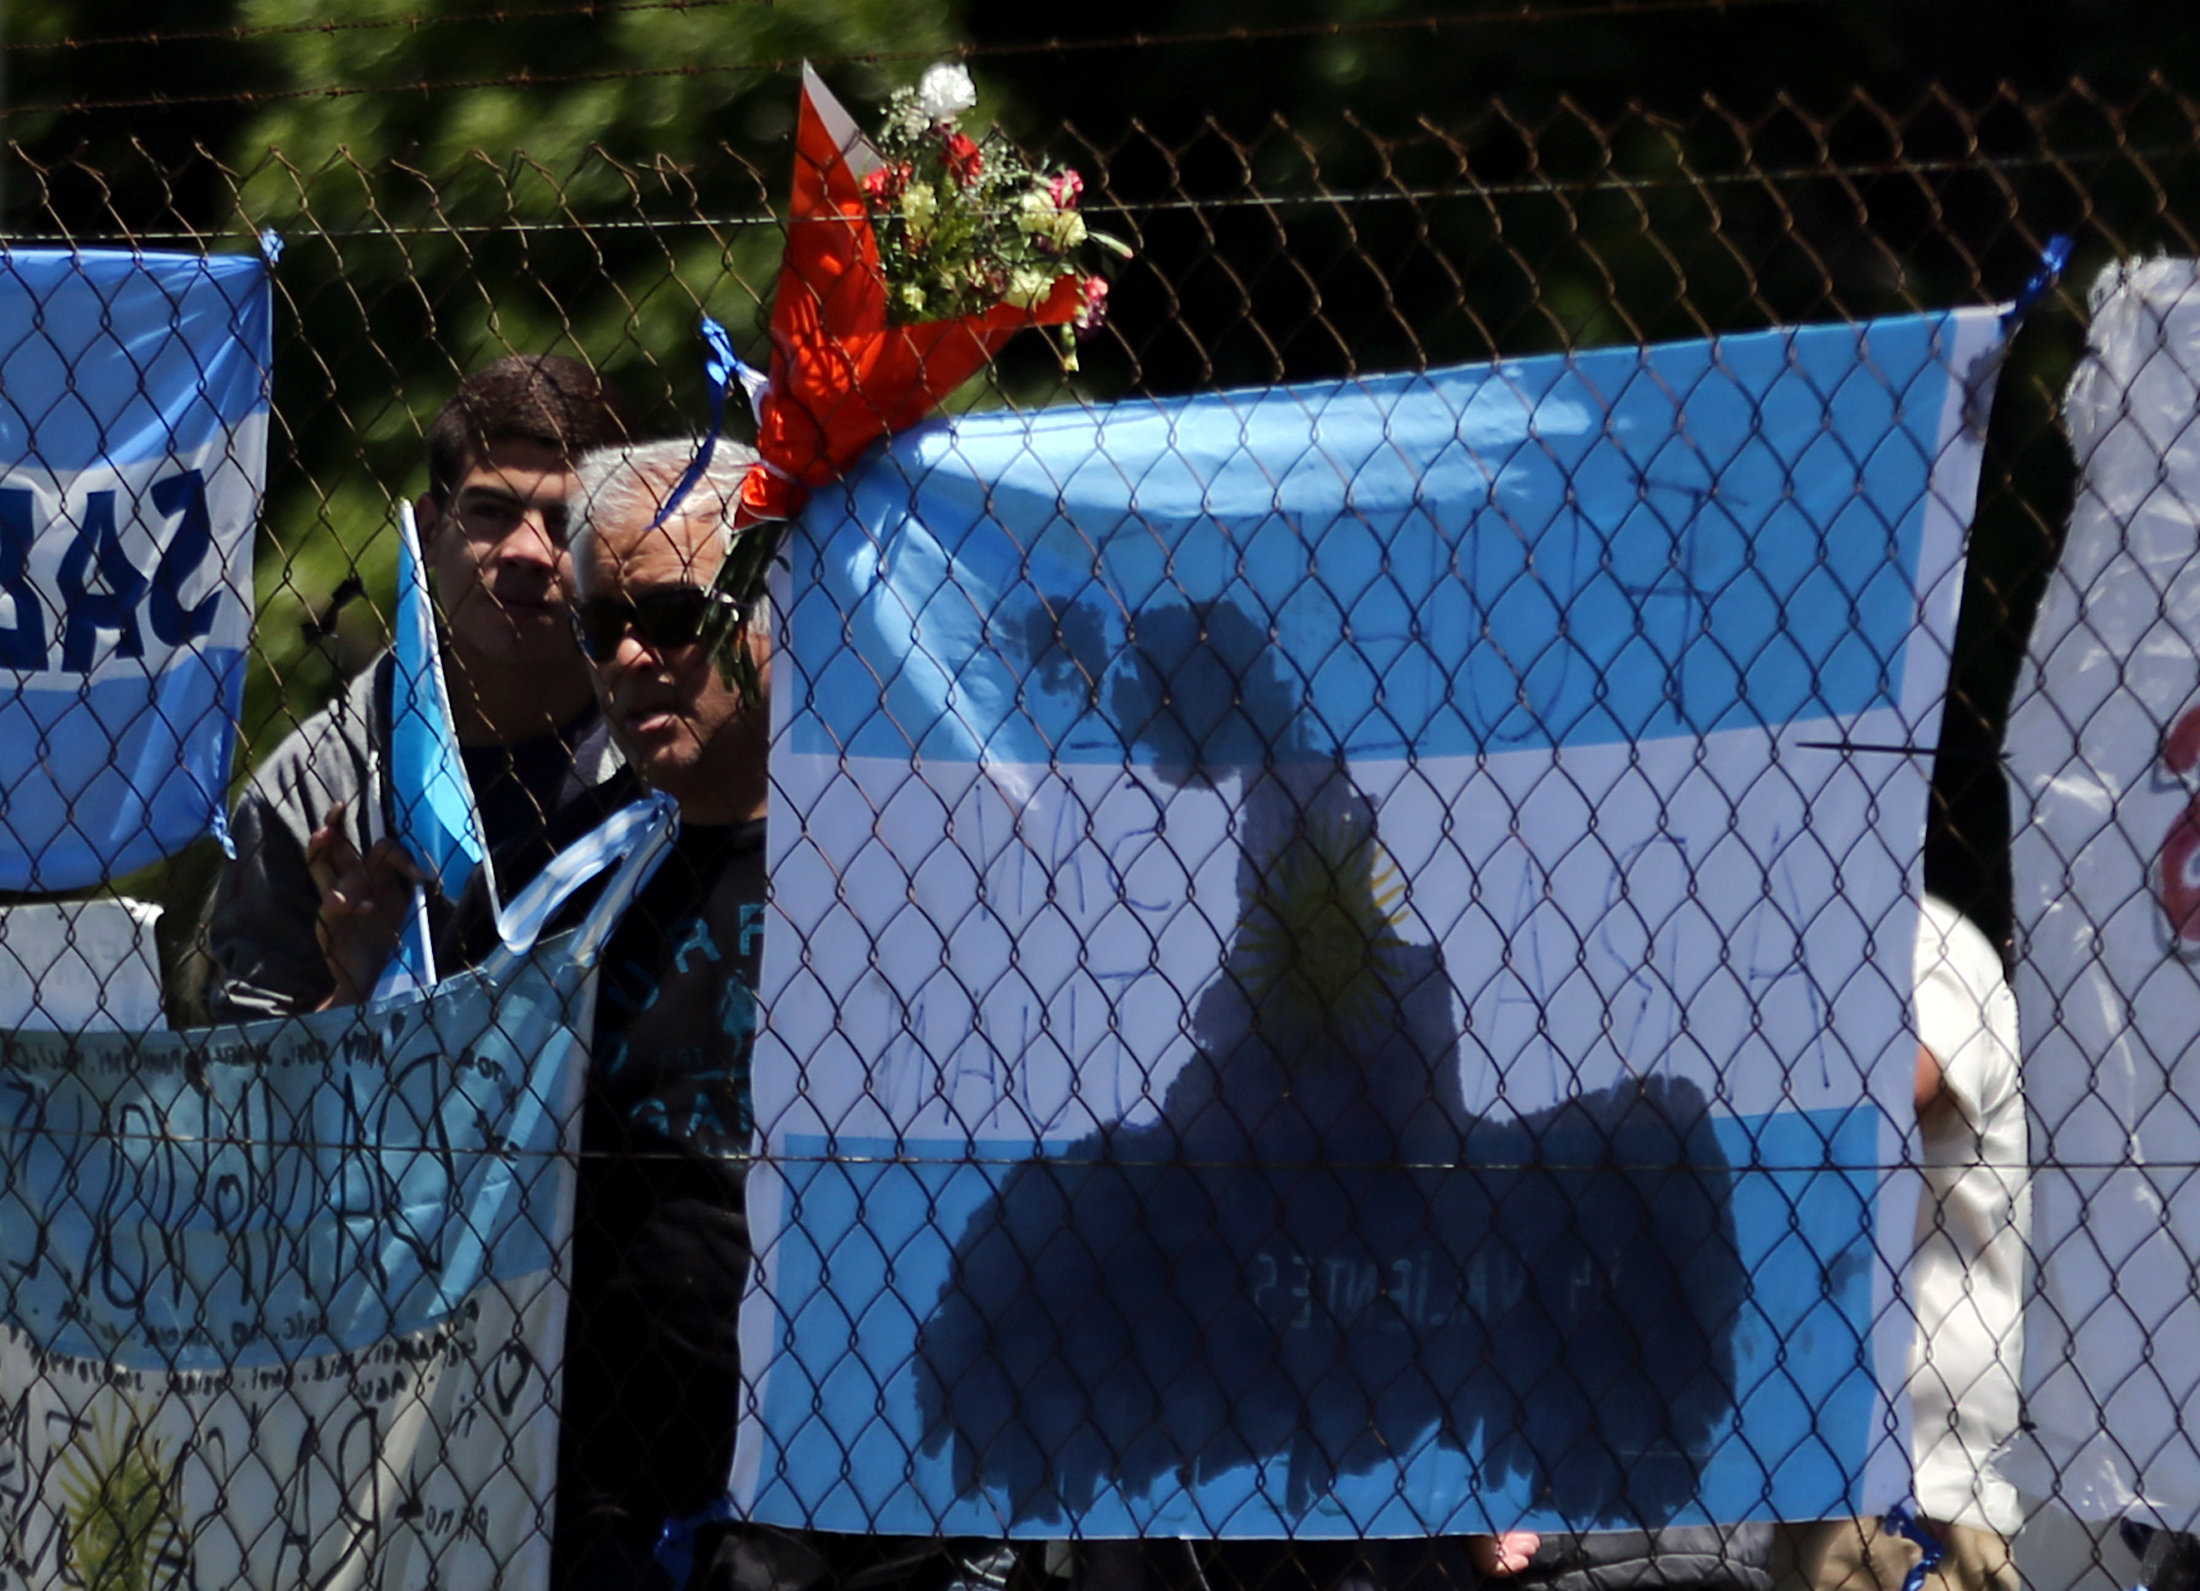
top-left (916, 63), bottom-right (978, 124)
top-left (897, 282), bottom-right (928, 316)
top-left (1003, 266), bottom-right (1057, 309)
top-left (1017, 189), bottom-right (1088, 252)
top-left (889, 91), bottom-right (930, 139)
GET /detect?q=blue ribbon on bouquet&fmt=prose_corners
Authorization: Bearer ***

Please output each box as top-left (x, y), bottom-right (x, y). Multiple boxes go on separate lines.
top-left (645, 315), bottom-right (764, 533)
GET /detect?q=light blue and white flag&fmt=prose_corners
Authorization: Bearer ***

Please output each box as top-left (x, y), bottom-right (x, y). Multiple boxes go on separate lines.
top-left (0, 248), bottom-right (269, 891)
top-left (383, 499), bottom-right (492, 991)
top-left (0, 795), bottom-right (674, 1591)
top-left (743, 308), bottom-right (2006, 1537)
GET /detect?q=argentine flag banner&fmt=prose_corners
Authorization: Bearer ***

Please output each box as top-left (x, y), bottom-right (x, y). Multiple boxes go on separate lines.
top-left (0, 800), bottom-right (675, 1591)
top-left (0, 249), bottom-right (269, 890)
top-left (743, 308), bottom-right (2007, 1536)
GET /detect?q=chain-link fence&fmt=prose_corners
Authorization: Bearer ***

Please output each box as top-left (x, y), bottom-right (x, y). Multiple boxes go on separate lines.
top-left (4, 12), bottom-right (2200, 1591)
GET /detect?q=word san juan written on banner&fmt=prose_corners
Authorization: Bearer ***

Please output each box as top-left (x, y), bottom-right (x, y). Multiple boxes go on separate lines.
top-left (0, 463), bottom-right (246, 674)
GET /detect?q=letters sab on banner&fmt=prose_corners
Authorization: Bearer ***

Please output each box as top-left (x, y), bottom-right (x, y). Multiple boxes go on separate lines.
top-left (743, 305), bottom-right (2009, 1539)
top-left (0, 248), bottom-right (268, 891)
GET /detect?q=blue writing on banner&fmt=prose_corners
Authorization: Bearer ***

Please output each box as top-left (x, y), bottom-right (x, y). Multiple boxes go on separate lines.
top-left (0, 468), bottom-right (231, 676)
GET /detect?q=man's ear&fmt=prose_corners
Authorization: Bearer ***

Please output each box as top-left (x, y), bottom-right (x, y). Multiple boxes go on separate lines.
top-left (414, 492), bottom-right (443, 546)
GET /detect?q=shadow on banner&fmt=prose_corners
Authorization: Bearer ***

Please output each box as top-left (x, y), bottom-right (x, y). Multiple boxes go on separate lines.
top-left (742, 307), bottom-right (2006, 1536)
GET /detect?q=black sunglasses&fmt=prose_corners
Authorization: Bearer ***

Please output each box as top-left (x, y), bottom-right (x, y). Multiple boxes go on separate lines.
top-left (570, 585), bottom-right (743, 662)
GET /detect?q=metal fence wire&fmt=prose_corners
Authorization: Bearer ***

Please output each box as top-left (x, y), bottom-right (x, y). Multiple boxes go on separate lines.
top-left (6, 19), bottom-right (2200, 1591)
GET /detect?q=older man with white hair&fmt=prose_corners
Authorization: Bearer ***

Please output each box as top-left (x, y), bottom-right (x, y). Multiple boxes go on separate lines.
top-left (539, 439), bottom-right (775, 1590)
top-left (441, 439), bottom-right (997, 1591)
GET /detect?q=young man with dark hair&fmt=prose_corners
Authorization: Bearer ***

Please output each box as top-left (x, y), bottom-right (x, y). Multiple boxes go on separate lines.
top-left (204, 353), bottom-right (639, 1018)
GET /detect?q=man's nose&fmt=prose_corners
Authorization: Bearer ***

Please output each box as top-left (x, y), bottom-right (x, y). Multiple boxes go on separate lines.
top-left (610, 624), bottom-right (667, 669)
top-left (499, 505), bottom-right (565, 564)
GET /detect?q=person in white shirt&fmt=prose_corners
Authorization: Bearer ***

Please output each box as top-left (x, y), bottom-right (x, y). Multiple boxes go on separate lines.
top-left (1801, 895), bottom-right (2029, 1591)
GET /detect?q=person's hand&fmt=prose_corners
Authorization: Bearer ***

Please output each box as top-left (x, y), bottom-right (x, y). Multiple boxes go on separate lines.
top-left (305, 801), bottom-right (427, 1007)
top-left (1468, 1532), bottom-right (1542, 1579)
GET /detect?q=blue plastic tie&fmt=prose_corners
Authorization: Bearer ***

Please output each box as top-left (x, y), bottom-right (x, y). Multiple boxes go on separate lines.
top-left (258, 228), bottom-right (285, 264)
top-left (1885, 1501), bottom-right (1947, 1591)
top-left (645, 314), bottom-right (745, 533)
top-left (653, 1493), bottom-right (742, 1588)
top-left (2003, 233), bottom-right (2073, 328)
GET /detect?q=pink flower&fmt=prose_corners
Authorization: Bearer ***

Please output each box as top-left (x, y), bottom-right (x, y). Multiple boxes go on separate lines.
top-left (862, 161), bottom-right (912, 203)
top-left (943, 131), bottom-right (984, 187)
top-left (1049, 169), bottom-right (1084, 210)
top-left (1074, 275), bottom-right (1109, 335)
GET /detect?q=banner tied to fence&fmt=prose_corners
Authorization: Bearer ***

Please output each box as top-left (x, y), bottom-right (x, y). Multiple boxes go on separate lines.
top-left (0, 248), bottom-right (268, 891)
top-left (2009, 257), bottom-right (2200, 1527)
top-left (0, 791), bottom-right (684, 1590)
top-left (744, 306), bottom-right (2007, 1537)
top-left (0, 963), bottom-right (581, 1590)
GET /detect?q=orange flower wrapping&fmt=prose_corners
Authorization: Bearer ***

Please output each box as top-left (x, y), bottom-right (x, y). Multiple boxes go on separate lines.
top-left (736, 75), bottom-right (1086, 530)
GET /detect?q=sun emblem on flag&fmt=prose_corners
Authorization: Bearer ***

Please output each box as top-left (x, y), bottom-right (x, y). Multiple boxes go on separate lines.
top-left (1237, 810), bottom-right (1412, 1053)
top-left (55, 1406), bottom-right (190, 1591)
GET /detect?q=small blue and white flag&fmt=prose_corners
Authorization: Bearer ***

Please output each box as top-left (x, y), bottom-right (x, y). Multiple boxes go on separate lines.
top-left (741, 306), bottom-right (2007, 1537)
top-left (382, 499), bottom-right (492, 990)
top-left (0, 248), bottom-right (269, 890)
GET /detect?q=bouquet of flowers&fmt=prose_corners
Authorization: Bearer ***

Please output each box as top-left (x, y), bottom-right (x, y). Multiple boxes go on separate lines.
top-left (862, 64), bottom-right (1128, 345)
top-left (702, 62), bottom-right (1131, 707)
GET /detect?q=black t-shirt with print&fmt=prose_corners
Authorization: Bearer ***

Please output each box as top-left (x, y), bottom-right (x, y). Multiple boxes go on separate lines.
top-left (563, 815), bottom-right (766, 1528)
top-left (449, 784), bottom-right (766, 1532)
